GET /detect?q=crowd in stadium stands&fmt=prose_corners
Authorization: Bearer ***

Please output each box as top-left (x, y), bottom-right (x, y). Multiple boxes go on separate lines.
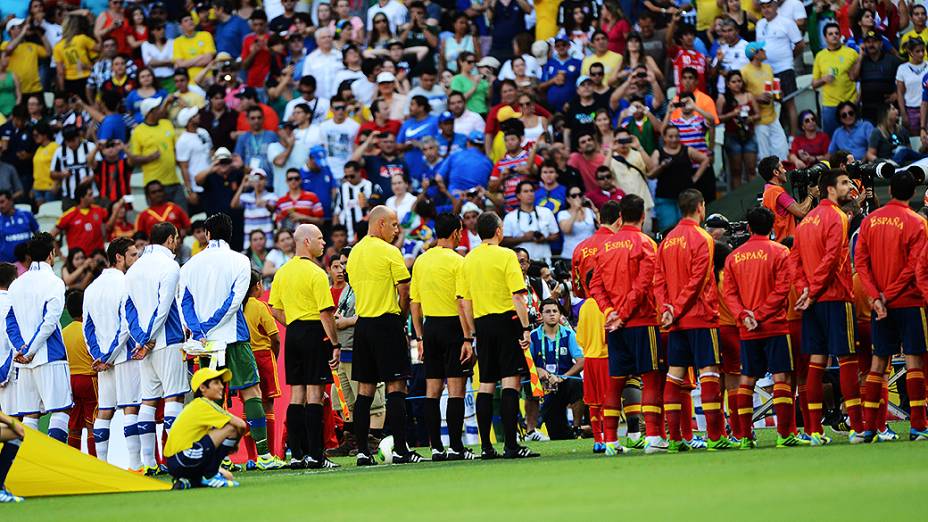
top-left (3, 0), bottom-right (928, 499)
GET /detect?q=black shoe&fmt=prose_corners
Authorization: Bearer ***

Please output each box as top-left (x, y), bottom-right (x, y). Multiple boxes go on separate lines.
top-left (431, 449), bottom-right (447, 462)
top-left (503, 446), bottom-right (540, 459)
top-left (356, 452), bottom-right (377, 467)
top-left (305, 456), bottom-right (341, 469)
top-left (445, 447), bottom-right (477, 461)
top-left (480, 447), bottom-right (500, 460)
top-left (326, 433), bottom-right (357, 458)
top-left (289, 458), bottom-right (307, 470)
top-left (392, 450), bottom-right (425, 464)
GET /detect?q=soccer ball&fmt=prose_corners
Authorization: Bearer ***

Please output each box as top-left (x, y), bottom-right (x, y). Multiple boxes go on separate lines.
top-left (377, 435), bottom-right (395, 464)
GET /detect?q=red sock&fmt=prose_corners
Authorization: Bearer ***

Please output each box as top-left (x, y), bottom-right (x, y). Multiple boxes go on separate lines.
top-left (797, 384), bottom-right (810, 434)
top-left (862, 371), bottom-right (882, 432)
top-left (772, 382), bottom-right (793, 437)
top-left (787, 381), bottom-right (798, 434)
top-left (663, 375), bottom-right (683, 442)
top-left (589, 406), bottom-right (603, 443)
top-left (266, 412), bottom-right (277, 456)
top-left (907, 369), bottom-right (927, 430)
top-left (806, 363), bottom-right (826, 435)
top-left (838, 358), bottom-right (863, 433)
top-left (603, 376), bottom-right (625, 443)
top-left (699, 373), bottom-right (724, 441)
top-left (726, 390), bottom-right (741, 440)
top-left (736, 384), bottom-right (754, 439)
top-left (641, 371), bottom-right (666, 438)
top-left (680, 390), bottom-right (695, 440)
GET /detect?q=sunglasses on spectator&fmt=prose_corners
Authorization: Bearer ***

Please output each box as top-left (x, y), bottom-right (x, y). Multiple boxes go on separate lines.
top-left (840, 111), bottom-right (855, 118)
top-left (465, 59), bottom-right (475, 64)
top-left (332, 105), bottom-right (346, 111)
top-left (568, 193), bottom-right (582, 198)
top-left (596, 175), bottom-right (611, 181)
top-left (287, 177), bottom-right (301, 182)
top-left (803, 117), bottom-right (815, 123)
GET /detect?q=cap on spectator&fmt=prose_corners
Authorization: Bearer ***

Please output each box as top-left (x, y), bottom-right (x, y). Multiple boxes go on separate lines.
top-left (460, 201), bottom-right (481, 216)
top-left (531, 40), bottom-right (549, 60)
top-left (213, 147), bottom-right (233, 161)
top-left (576, 75), bottom-right (594, 87)
top-left (438, 110), bottom-right (454, 123)
top-left (554, 34), bottom-right (570, 44)
top-left (758, 0), bottom-right (776, 4)
top-left (498, 106), bottom-right (522, 122)
top-left (251, 168), bottom-right (268, 178)
top-left (139, 97), bottom-right (163, 118)
top-left (176, 106), bottom-right (199, 128)
top-left (705, 213), bottom-right (730, 229)
top-left (376, 71), bottom-right (396, 83)
top-left (745, 41), bottom-right (766, 60)
top-left (235, 87), bottom-right (259, 99)
top-left (467, 130), bottom-right (485, 144)
top-left (5, 18), bottom-right (24, 32)
top-left (386, 38), bottom-right (403, 48)
top-left (476, 56), bottom-right (501, 70)
top-left (215, 51), bottom-right (233, 62)
top-left (863, 30), bottom-right (881, 40)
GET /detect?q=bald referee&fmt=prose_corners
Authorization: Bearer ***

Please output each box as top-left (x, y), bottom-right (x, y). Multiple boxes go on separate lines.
top-left (268, 224), bottom-right (341, 469)
top-left (459, 212), bottom-right (540, 459)
top-left (410, 213), bottom-right (476, 461)
top-left (346, 206), bottom-right (422, 465)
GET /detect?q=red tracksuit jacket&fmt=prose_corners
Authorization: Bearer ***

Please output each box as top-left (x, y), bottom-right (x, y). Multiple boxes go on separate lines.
top-left (588, 225), bottom-right (660, 327)
top-left (721, 235), bottom-right (792, 339)
top-left (856, 200), bottom-right (928, 308)
top-left (571, 226), bottom-right (615, 298)
top-left (789, 199), bottom-right (853, 303)
top-left (654, 218), bottom-right (719, 330)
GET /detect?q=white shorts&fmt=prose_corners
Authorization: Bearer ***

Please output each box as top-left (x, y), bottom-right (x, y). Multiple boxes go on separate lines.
top-left (16, 361), bottom-right (73, 415)
top-left (98, 360), bottom-right (142, 410)
top-left (0, 369), bottom-right (17, 415)
top-left (140, 345), bottom-right (190, 401)
top-left (756, 121), bottom-right (789, 160)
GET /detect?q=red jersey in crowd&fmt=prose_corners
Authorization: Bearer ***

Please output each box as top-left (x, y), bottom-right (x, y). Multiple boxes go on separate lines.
top-left (670, 46), bottom-right (707, 93)
top-left (56, 205), bottom-right (108, 255)
top-left (491, 150), bottom-right (543, 212)
top-left (242, 33), bottom-right (272, 87)
top-left (589, 224), bottom-right (660, 327)
top-left (136, 202), bottom-right (192, 237)
top-left (721, 236), bottom-right (792, 340)
top-left (235, 103), bottom-right (280, 131)
top-left (275, 191), bottom-right (324, 223)
top-left (789, 199), bottom-right (853, 303)
top-left (856, 200), bottom-right (928, 309)
top-left (653, 217), bottom-right (719, 330)
top-left (570, 226), bottom-right (614, 297)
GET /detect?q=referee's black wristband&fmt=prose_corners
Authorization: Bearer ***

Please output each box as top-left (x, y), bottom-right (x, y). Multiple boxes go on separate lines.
top-left (415, 337), bottom-right (422, 341)
top-left (522, 325), bottom-right (532, 332)
top-left (464, 337), bottom-right (474, 343)
top-left (332, 343), bottom-right (342, 350)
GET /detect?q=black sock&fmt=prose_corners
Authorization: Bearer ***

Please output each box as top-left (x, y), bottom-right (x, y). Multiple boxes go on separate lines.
top-left (385, 391), bottom-right (408, 454)
top-left (446, 397), bottom-right (465, 452)
top-left (370, 428), bottom-right (384, 439)
top-left (628, 414), bottom-right (641, 434)
top-left (0, 439), bottom-right (21, 488)
top-left (342, 421), bottom-right (354, 441)
top-left (353, 394), bottom-right (373, 455)
top-left (305, 403), bottom-right (324, 460)
top-left (476, 392), bottom-right (494, 451)
top-left (286, 404), bottom-right (306, 460)
top-left (501, 388), bottom-right (520, 451)
top-left (425, 397), bottom-right (444, 451)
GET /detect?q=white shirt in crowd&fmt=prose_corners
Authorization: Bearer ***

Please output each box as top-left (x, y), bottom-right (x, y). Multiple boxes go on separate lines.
top-left (336, 178), bottom-right (375, 239)
top-left (302, 48), bottom-right (345, 100)
top-left (405, 85), bottom-right (449, 115)
top-left (125, 244), bottom-right (184, 350)
top-left (777, 0), bottom-right (808, 24)
top-left (179, 240), bottom-right (251, 345)
top-left (175, 128), bottom-right (213, 194)
top-left (366, 0), bottom-right (408, 32)
top-left (83, 268), bottom-right (130, 365)
top-left (755, 14), bottom-right (803, 74)
top-left (386, 192), bottom-right (416, 222)
top-left (897, 61), bottom-right (928, 108)
top-left (8, 262), bottom-right (66, 369)
top-left (453, 110), bottom-right (486, 136)
top-left (502, 206), bottom-right (559, 263)
top-left (715, 39), bottom-right (749, 93)
top-left (351, 77), bottom-right (377, 106)
top-left (141, 40), bottom-right (176, 79)
top-left (499, 54), bottom-right (543, 81)
top-left (240, 189), bottom-right (278, 249)
top-left (284, 95), bottom-right (331, 123)
top-left (557, 207), bottom-right (596, 259)
top-left (319, 117), bottom-right (360, 179)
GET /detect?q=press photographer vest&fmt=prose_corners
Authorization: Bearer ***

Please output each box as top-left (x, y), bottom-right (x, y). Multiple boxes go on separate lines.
top-left (762, 184), bottom-right (795, 243)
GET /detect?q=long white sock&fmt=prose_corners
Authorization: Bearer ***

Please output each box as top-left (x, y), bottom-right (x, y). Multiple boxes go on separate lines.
top-left (48, 412), bottom-right (70, 444)
top-left (138, 405), bottom-right (158, 468)
top-left (164, 401), bottom-right (184, 435)
top-left (93, 418), bottom-right (112, 462)
top-left (123, 413), bottom-right (142, 470)
top-left (22, 417), bottom-right (39, 430)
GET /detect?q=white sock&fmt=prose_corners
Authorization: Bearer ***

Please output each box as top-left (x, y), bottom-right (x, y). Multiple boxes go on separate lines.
top-left (163, 401), bottom-right (184, 435)
top-left (628, 432), bottom-right (642, 441)
top-left (123, 413), bottom-right (142, 470)
top-left (22, 417), bottom-right (39, 430)
top-left (93, 418), bottom-right (112, 462)
top-left (138, 405), bottom-right (158, 468)
top-left (48, 412), bottom-right (70, 444)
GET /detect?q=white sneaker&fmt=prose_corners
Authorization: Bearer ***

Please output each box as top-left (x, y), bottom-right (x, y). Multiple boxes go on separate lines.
top-left (525, 430), bottom-right (549, 442)
top-left (644, 437), bottom-right (669, 454)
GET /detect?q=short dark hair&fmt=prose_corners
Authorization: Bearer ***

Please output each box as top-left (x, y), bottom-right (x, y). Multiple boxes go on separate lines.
top-left (678, 188), bottom-right (704, 215)
top-left (299, 75), bottom-right (317, 89)
top-left (476, 212), bottom-right (501, 240)
top-left (247, 106), bottom-right (264, 117)
top-left (890, 171), bottom-right (917, 201)
top-left (501, 119), bottom-right (525, 138)
top-left (145, 180), bottom-right (163, 195)
top-left (823, 22), bottom-right (840, 34)
top-left (516, 180), bottom-right (535, 195)
top-left (434, 212), bottom-right (462, 239)
top-left (681, 66), bottom-right (698, 78)
top-left (249, 9), bottom-right (268, 21)
top-left (331, 223), bottom-right (348, 236)
top-left (106, 236), bottom-right (134, 265)
top-left (818, 168), bottom-right (847, 196)
top-left (746, 206), bottom-right (774, 236)
top-left (757, 156), bottom-right (781, 182)
top-left (249, 268), bottom-right (261, 293)
top-left (411, 95), bottom-right (430, 111)
top-left (150, 222), bottom-right (178, 246)
top-left (344, 160), bottom-right (361, 172)
top-left (540, 298), bottom-right (561, 313)
top-left (829, 150), bottom-right (853, 168)
top-left (75, 183), bottom-right (93, 201)
top-left (206, 84), bottom-right (225, 99)
top-left (0, 189), bottom-right (12, 200)
top-left (0, 262), bottom-right (16, 289)
top-left (600, 200), bottom-right (621, 225)
top-left (619, 194), bottom-right (645, 223)
top-left (204, 213), bottom-right (233, 243)
top-left (65, 289), bottom-right (83, 319)
top-left (27, 232), bottom-right (55, 263)
top-left (191, 219), bottom-right (206, 231)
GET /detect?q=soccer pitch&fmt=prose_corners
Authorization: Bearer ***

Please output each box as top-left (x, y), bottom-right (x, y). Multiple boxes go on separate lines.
top-left (18, 422), bottom-right (927, 521)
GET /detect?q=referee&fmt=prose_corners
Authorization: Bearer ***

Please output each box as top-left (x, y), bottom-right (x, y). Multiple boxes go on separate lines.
top-left (346, 206), bottom-right (421, 465)
top-left (410, 213), bottom-right (475, 461)
top-left (268, 224), bottom-right (341, 469)
top-left (459, 212), bottom-right (540, 459)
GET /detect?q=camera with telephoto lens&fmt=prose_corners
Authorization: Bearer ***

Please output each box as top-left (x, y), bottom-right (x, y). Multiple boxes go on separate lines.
top-left (728, 221), bottom-right (751, 248)
top-left (845, 160), bottom-right (895, 188)
top-left (787, 161), bottom-right (829, 200)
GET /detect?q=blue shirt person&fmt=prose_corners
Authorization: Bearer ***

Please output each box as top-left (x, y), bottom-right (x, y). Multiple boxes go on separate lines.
top-left (542, 38), bottom-right (583, 111)
top-left (438, 132), bottom-right (494, 194)
top-left (0, 197), bottom-right (38, 262)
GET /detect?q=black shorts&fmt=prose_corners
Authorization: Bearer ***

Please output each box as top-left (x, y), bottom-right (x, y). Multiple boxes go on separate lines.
top-left (166, 434), bottom-right (223, 481)
top-left (284, 320), bottom-right (334, 386)
top-left (606, 325), bottom-right (664, 377)
top-left (774, 69), bottom-right (797, 97)
top-left (740, 335), bottom-right (794, 378)
top-left (801, 301), bottom-right (856, 357)
top-left (423, 316), bottom-right (473, 379)
top-left (872, 307), bottom-right (928, 357)
top-left (352, 314), bottom-right (411, 383)
top-left (474, 312), bottom-right (528, 383)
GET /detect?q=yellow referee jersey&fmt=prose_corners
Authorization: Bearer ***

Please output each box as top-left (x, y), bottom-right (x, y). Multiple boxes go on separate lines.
top-left (458, 243), bottom-right (526, 318)
top-left (268, 257), bottom-right (335, 323)
top-left (346, 235), bottom-right (410, 317)
top-left (410, 246), bottom-right (462, 317)
top-left (575, 298), bottom-right (607, 359)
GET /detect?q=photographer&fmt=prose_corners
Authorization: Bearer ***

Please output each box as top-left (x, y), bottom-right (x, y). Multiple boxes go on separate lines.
top-left (758, 156), bottom-right (817, 243)
top-left (3, 17), bottom-right (51, 97)
top-left (502, 180), bottom-right (560, 264)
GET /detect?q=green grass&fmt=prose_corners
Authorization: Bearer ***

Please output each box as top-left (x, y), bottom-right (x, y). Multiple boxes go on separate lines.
top-left (16, 422), bottom-right (927, 521)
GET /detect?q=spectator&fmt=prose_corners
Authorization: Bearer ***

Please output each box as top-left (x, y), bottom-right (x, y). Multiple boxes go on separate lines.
top-left (637, 11), bottom-right (668, 67)
top-left (716, 70), bottom-right (760, 189)
top-left (242, 10), bottom-right (272, 89)
top-left (135, 180), bottom-right (191, 238)
top-left (755, 0), bottom-right (804, 135)
top-left (558, 184), bottom-right (597, 258)
top-left (31, 122), bottom-right (59, 207)
top-left (435, 110), bottom-right (467, 157)
top-left (712, 17), bottom-right (749, 93)
top-left (357, 98), bottom-right (403, 143)
top-left (351, 130), bottom-right (408, 204)
top-left (245, 229), bottom-right (271, 277)
top-left (99, 55), bottom-right (138, 100)
top-left (128, 96), bottom-right (185, 208)
top-left (275, 167), bottom-right (324, 230)
top-left (740, 42), bottom-right (789, 159)
top-left (582, 30), bottom-right (623, 82)
top-left (284, 75), bottom-right (330, 124)
top-left (213, 0), bottom-right (251, 58)
top-left (398, 95), bottom-right (439, 182)
top-left (198, 84), bottom-right (238, 152)
top-left (850, 31), bottom-right (900, 125)
top-left (649, 124), bottom-right (709, 231)
top-left (51, 125), bottom-right (95, 212)
top-left (557, 6), bottom-right (595, 60)
top-left (666, 92), bottom-right (713, 201)
top-left (125, 68), bottom-right (168, 124)
top-left (895, 38), bottom-right (927, 132)
top-left (489, 120), bottom-right (542, 211)
top-left (788, 110), bottom-right (831, 169)
top-left (106, 198), bottom-right (135, 241)
top-left (334, 160), bottom-right (376, 239)
top-left (668, 66), bottom-right (719, 124)
top-left (319, 95), bottom-right (361, 180)
top-left (501, 180), bottom-right (560, 263)
top-left (2, 17), bottom-right (51, 97)
top-left (386, 173), bottom-right (416, 223)
top-left (0, 157), bottom-right (23, 201)
top-left (0, 189), bottom-right (37, 262)
top-left (609, 127), bottom-right (655, 231)
top-left (666, 18), bottom-right (707, 93)
top-left (195, 148), bottom-right (246, 245)
top-left (618, 97), bottom-right (663, 156)
top-left (172, 11), bottom-right (216, 81)
top-left (900, 5), bottom-right (928, 58)
top-left (51, 183), bottom-right (107, 256)
top-left (585, 164), bottom-right (625, 209)
top-left (303, 28), bottom-right (344, 99)
top-left (813, 23), bottom-right (860, 136)
top-left (567, 130), bottom-right (606, 191)
top-left (53, 15), bottom-right (97, 100)
top-left (540, 37), bottom-right (582, 113)
top-left (235, 105), bottom-right (279, 178)
top-left (86, 37), bottom-right (136, 101)
top-left (446, 90), bottom-right (485, 137)
top-left (174, 106), bottom-right (210, 210)
top-left (619, 33), bottom-right (664, 87)
top-left (235, 87), bottom-right (280, 131)
top-left (828, 101), bottom-right (874, 160)
top-left (867, 104), bottom-right (927, 165)
top-left (263, 228), bottom-right (295, 282)
top-left (440, 131), bottom-right (493, 195)
top-left (564, 76), bottom-right (605, 149)
top-left (232, 168), bottom-right (278, 250)
top-left (411, 137), bottom-right (450, 209)
top-left (535, 160), bottom-right (568, 214)
top-left (61, 247), bottom-right (95, 290)
top-left (450, 52), bottom-right (490, 117)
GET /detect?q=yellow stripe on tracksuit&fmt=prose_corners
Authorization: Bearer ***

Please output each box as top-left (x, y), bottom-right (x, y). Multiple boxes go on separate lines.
top-left (921, 309), bottom-right (928, 348)
top-left (845, 302), bottom-right (855, 354)
top-left (648, 327), bottom-right (658, 371)
top-left (710, 329), bottom-right (720, 364)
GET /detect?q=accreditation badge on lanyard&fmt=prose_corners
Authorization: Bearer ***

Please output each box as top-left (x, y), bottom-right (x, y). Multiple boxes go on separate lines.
top-left (543, 333), bottom-right (558, 375)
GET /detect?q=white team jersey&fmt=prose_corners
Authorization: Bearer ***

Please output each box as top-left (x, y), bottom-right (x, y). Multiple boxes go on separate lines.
top-left (8, 262), bottom-right (66, 369)
top-left (84, 268), bottom-right (131, 365)
top-left (125, 245), bottom-right (184, 349)
top-left (178, 240), bottom-right (251, 344)
top-left (0, 291), bottom-right (12, 385)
